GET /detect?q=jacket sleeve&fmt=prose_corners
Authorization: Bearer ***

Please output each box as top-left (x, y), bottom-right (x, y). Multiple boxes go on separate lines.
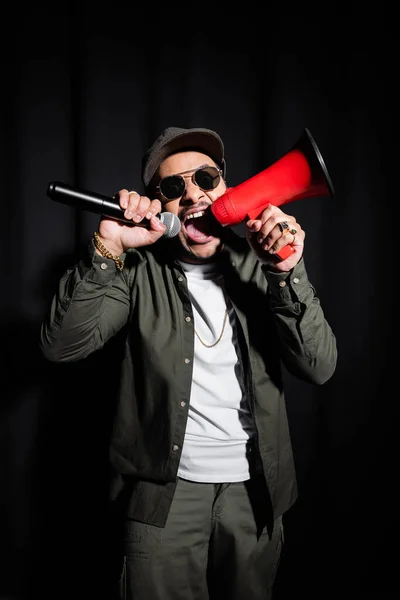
top-left (263, 258), bottom-right (338, 384)
top-left (40, 242), bottom-right (131, 363)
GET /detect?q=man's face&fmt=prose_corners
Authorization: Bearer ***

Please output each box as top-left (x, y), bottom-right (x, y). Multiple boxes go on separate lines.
top-left (155, 151), bottom-right (227, 263)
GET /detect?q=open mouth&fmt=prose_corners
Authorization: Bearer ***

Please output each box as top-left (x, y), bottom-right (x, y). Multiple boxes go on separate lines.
top-left (183, 209), bottom-right (221, 243)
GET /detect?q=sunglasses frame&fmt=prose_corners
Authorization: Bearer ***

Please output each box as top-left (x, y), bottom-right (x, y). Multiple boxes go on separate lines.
top-left (156, 165), bottom-right (223, 201)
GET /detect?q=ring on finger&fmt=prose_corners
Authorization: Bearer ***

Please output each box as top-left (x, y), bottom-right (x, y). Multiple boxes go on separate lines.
top-left (282, 228), bottom-right (296, 236)
top-left (278, 221), bottom-right (289, 233)
top-left (282, 228), bottom-right (297, 244)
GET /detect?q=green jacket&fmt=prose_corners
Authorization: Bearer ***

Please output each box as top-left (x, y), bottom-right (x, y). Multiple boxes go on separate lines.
top-left (40, 231), bottom-right (337, 527)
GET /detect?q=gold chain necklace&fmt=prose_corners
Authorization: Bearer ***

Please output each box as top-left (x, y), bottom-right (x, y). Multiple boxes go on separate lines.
top-left (194, 308), bottom-right (229, 348)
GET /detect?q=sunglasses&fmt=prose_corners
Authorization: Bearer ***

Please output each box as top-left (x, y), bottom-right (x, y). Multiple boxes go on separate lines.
top-left (157, 165), bottom-right (222, 201)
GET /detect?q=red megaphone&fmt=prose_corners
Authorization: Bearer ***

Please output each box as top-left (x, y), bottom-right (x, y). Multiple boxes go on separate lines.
top-left (210, 128), bottom-right (335, 260)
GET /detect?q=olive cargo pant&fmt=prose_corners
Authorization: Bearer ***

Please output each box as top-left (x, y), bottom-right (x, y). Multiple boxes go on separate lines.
top-left (118, 476), bottom-right (284, 600)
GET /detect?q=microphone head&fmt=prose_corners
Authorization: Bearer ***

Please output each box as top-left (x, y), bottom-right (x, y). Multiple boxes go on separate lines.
top-left (159, 212), bottom-right (181, 238)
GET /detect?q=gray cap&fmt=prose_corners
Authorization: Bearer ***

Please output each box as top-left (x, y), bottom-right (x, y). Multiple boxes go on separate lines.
top-left (141, 126), bottom-right (226, 190)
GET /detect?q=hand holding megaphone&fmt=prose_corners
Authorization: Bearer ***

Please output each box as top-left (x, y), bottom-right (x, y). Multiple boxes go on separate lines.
top-left (210, 128), bottom-right (335, 260)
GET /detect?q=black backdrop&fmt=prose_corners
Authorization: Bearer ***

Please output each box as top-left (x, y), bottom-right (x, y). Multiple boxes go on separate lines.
top-left (1, 3), bottom-right (397, 599)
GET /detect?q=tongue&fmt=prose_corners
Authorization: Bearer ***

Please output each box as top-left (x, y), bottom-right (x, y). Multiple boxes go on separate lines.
top-left (185, 217), bottom-right (213, 242)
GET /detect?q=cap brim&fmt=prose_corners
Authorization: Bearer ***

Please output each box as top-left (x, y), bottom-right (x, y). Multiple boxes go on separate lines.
top-left (143, 129), bottom-right (225, 188)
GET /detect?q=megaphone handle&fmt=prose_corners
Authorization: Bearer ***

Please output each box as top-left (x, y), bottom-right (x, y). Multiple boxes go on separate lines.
top-left (276, 244), bottom-right (295, 261)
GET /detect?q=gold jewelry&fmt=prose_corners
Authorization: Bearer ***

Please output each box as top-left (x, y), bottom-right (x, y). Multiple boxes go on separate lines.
top-left (93, 231), bottom-right (124, 271)
top-left (284, 228), bottom-right (297, 244)
top-left (282, 227), bottom-right (297, 236)
top-left (278, 221), bottom-right (289, 233)
top-left (194, 308), bottom-right (229, 348)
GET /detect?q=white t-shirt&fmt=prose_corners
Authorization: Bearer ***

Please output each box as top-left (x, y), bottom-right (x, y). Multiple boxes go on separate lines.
top-left (177, 260), bottom-right (254, 483)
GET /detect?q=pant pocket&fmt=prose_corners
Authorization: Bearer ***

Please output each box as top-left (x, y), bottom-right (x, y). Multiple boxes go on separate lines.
top-left (124, 519), bottom-right (163, 559)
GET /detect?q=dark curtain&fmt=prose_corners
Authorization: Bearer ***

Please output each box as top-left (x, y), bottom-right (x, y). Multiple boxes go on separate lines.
top-left (1, 3), bottom-right (396, 599)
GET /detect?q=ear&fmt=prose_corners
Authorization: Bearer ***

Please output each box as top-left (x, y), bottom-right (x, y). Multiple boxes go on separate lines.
top-left (220, 158), bottom-right (227, 180)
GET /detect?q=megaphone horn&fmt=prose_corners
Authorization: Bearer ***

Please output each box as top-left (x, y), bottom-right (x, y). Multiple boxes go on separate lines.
top-left (210, 128), bottom-right (335, 260)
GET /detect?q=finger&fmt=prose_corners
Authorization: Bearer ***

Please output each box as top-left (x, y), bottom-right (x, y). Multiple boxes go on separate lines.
top-left (282, 229), bottom-right (297, 246)
top-left (117, 189), bottom-right (130, 209)
top-left (252, 214), bottom-right (294, 248)
top-left (144, 199), bottom-right (163, 220)
top-left (122, 191), bottom-right (149, 223)
top-left (126, 194), bottom-right (163, 224)
top-left (246, 219), bottom-right (263, 234)
top-left (277, 220), bottom-right (290, 234)
top-left (271, 226), bottom-right (301, 255)
top-left (256, 220), bottom-right (286, 250)
top-left (148, 214), bottom-right (167, 233)
top-left (118, 190), bottom-right (141, 220)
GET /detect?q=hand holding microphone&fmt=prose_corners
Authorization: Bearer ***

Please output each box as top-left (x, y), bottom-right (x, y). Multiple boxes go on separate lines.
top-left (47, 181), bottom-right (181, 254)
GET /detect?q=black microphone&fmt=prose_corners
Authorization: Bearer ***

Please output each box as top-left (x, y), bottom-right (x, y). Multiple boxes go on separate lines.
top-left (47, 181), bottom-right (181, 239)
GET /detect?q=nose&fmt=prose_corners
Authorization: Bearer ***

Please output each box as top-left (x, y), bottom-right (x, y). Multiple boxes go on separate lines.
top-left (181, 177), bottom-right (205, 205)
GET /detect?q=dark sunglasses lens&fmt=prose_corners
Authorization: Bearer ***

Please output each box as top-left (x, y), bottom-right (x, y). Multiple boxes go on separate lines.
top-left (194, 167), bottom-right (220, 191)
top-left (159, 175), bottom-right (185, 200)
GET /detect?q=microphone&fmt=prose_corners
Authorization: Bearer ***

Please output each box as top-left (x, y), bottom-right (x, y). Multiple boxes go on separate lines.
top-left (47, 181), bottom-right (181, 239)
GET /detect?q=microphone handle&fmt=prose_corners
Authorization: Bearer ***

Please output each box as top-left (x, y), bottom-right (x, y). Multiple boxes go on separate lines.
top-left (47, 181), bottom-right (152, 227)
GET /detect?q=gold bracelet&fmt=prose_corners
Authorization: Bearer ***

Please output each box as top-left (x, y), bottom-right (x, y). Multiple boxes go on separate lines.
top-left (93, 232), bottom-right (124, 271)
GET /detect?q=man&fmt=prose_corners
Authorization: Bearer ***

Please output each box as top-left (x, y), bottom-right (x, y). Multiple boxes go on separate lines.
top-left (40, 126), bottom-right (337, 599)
